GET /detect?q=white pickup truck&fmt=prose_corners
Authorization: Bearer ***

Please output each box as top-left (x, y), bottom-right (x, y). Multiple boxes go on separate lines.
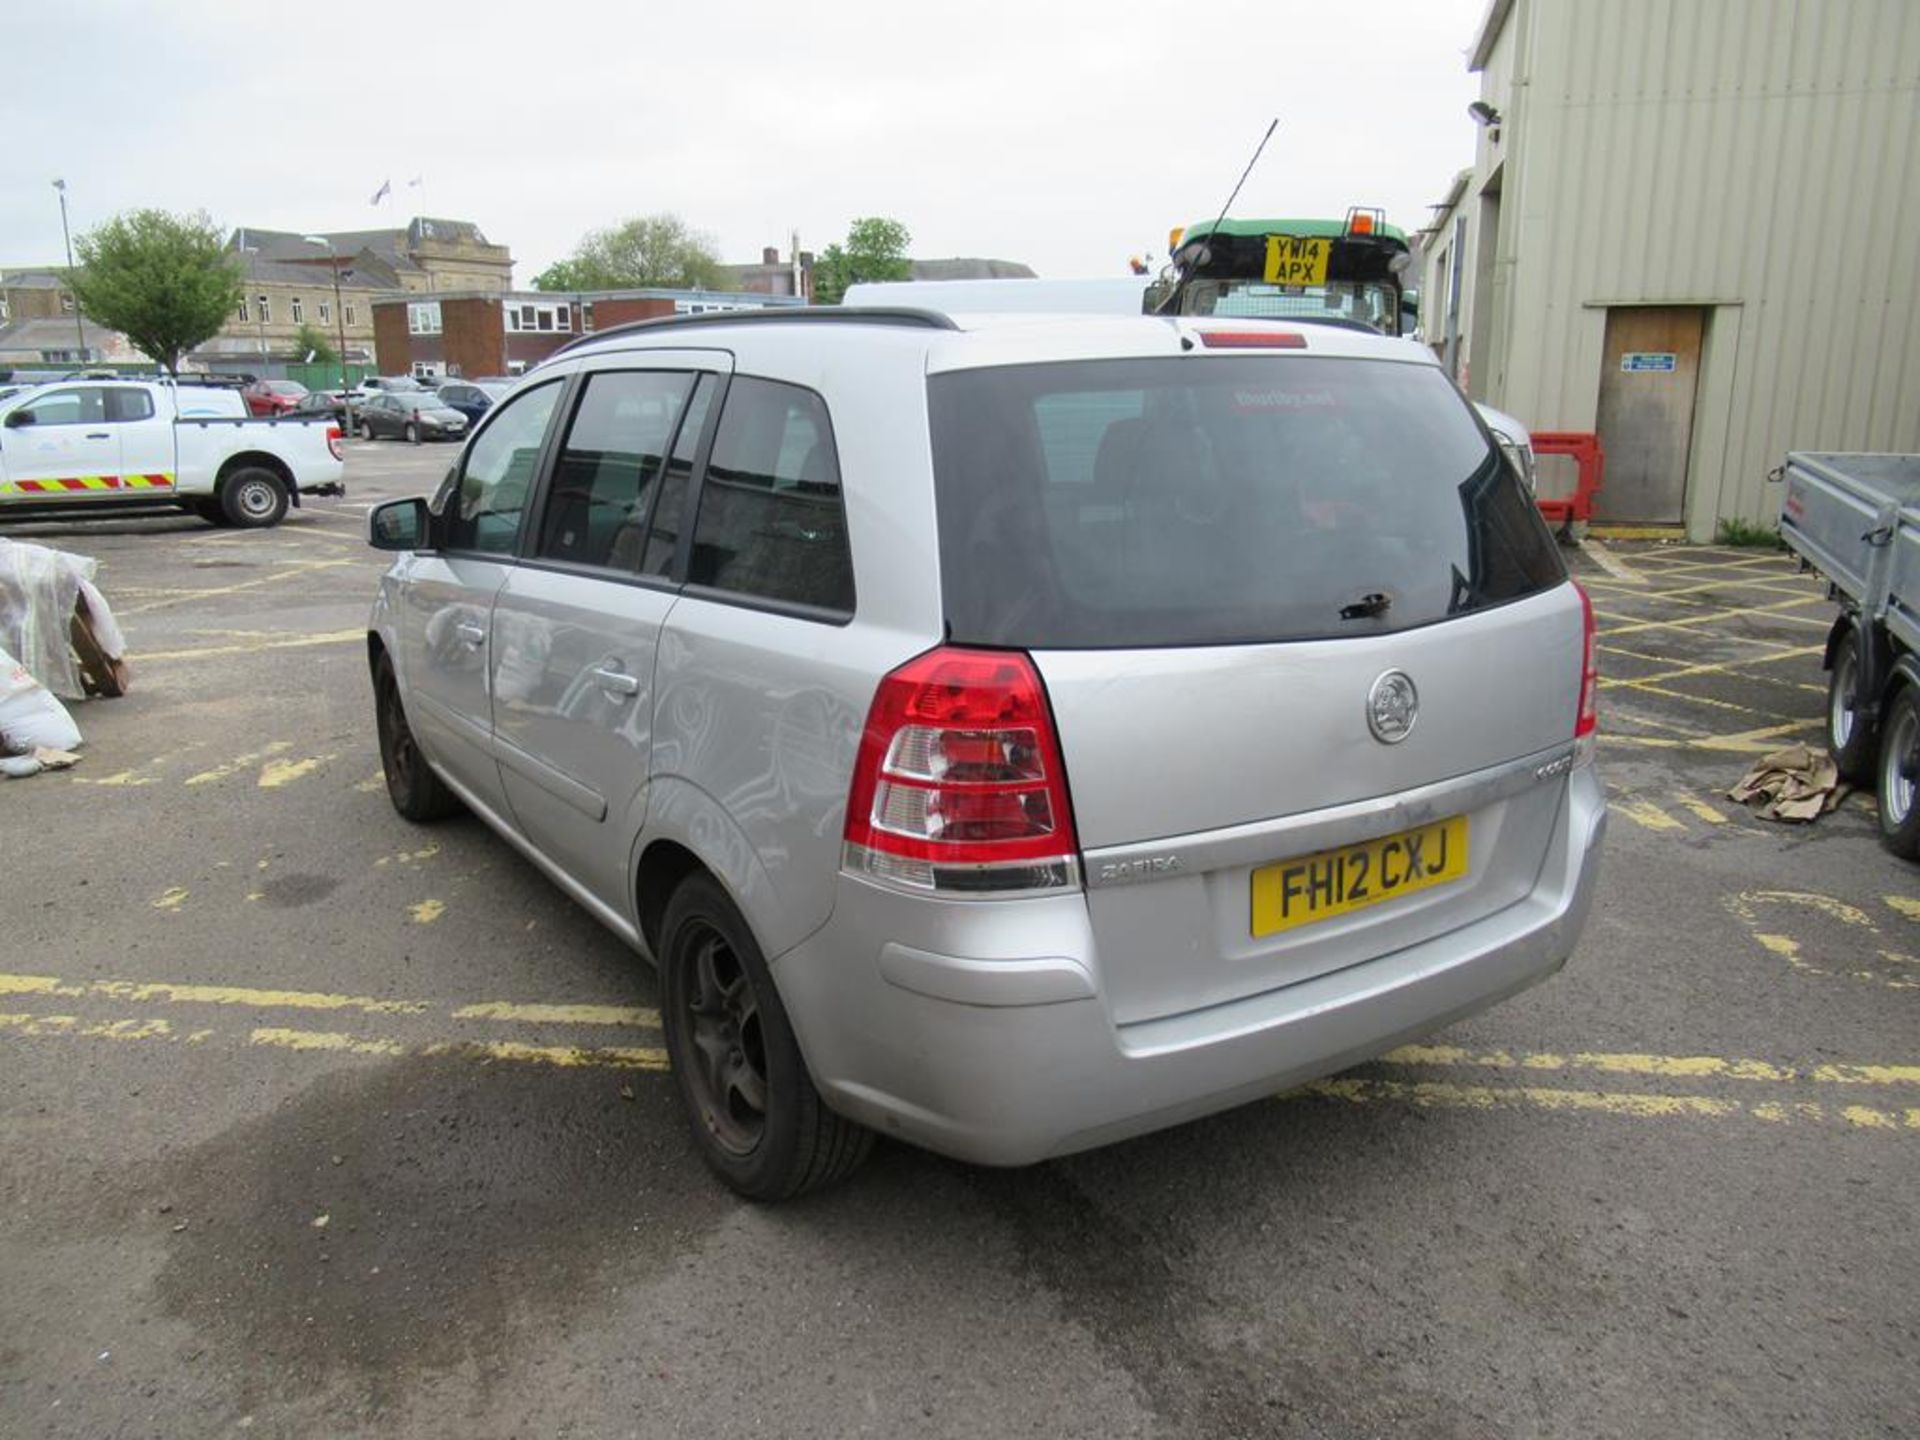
top-left (0, 379), bottom-right (345, 528)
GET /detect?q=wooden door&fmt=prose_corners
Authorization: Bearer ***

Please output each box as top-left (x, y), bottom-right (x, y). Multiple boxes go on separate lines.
top-left (1594, 307), bottom-right (1705, 524)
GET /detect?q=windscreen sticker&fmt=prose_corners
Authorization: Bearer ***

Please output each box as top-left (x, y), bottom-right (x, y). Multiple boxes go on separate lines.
top-left (1231, 387), bottom-right (1341, 414)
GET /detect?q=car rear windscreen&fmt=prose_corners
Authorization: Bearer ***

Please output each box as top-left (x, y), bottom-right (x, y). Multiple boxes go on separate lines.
top-left (928, 355), bottom-right (1564, 649)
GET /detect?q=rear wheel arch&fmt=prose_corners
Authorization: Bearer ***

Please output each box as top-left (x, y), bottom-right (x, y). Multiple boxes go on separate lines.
top-left (216, 449), bottom-right (295, 493)
top-left (634, 838), bottom-right (709, 960)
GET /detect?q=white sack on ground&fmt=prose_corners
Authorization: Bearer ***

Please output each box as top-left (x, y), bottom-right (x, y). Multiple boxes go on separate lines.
top-left (0, 538), bottom-right (101, 699)
top-left (0, 644), bottom-right (82, 753)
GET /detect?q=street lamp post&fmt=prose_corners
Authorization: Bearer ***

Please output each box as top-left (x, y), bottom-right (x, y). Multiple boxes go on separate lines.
top-left (304, 235), bottom-right (355, 437)
top-left (52, 179), bottom-right (87, 362)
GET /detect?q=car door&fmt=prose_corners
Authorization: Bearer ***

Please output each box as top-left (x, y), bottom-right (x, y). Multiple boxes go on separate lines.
top-left (489, 354), bottom-right (727, 913)
top-left (393, 375), bottom-right (568, 822)
top-left (110, 387), bottom-right (176, 494)
top-left (0, 386), bottom-right (120, 500)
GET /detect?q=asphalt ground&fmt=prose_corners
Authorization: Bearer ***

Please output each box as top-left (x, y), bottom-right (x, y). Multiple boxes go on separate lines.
top-left (1, 447), bottom-right (1914, 1439)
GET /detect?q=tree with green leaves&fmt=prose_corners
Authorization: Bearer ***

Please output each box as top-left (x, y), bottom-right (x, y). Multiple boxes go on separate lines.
top-left (293, 322), bottom-right (337, 367)
top-left (532, 213), bottom-right (727, 292)
top-left (812, 217), bottom-right (913, 305)
top-left (66, 209), bottom-right (243, 373)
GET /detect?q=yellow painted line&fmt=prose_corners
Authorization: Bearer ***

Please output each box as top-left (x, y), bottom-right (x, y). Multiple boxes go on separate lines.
top-left (1600, 677), bottom-right (1787, 719)
top-left (1670, 791), bottom-right (1730, 825)
top-left (1594, 597), bottom-right (1831, 637)
top-left (410, 899), bottom-right (447, 924)
top-left (1303, 1078), bottom-right (1914, 1130)
top-left (1574, 540), bottom-right (1643, 584)
top-left (1888, 897), bottom-right (1920, 922)
top-left (136, 630), bottom-right (364, 664)
top-left (1601, 722), bottom-right (1822, 753)
top-left (0, 971), bottom-right (429, 1016)
top-left (117, 560), bottom-right (357, 616)
top-left (421, 1039), bottom-right (670, 1070)
top-left (1607, 797), bottom-right (1688, 833)
top-left (251, 1026), bottom-right (406, 1057)
top-left (1587, 524), bottom-right (1688, 541)
top-left (0, 1012), bottom-right (176, 1041)
top-left (185, 741), bottom-right (294, 786)
top-left (1599, 645), bottom-right (1824, 689)
top-left (452, 1001), bottom-right (662, 1028)
top-left (373, 845), bottom-right (440, 868)
top-left (1383, 1044), bottom-right (1920, 1088)
top-left (259, 755), bottom-right (333, 789)
top-left (153, 887), bottom-right (190, 912)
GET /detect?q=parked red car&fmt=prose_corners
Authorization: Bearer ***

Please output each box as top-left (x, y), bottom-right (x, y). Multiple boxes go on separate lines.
top-left (243, 379), bottom-right (309, 416)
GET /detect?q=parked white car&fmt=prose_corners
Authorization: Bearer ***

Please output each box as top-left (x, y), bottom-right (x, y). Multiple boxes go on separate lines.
top-left (0, 380), bottom-right (344, 527)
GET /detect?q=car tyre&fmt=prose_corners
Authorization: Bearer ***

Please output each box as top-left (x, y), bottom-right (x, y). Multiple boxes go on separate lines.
top-left (374, 651), bottom-right (462, 822)
top-left (660, 873), bottom-right (873, 1199)
top-left (1827, 625), bottom-right (1879, 782)
top-left (1876, 684), bottom-right (1920, 861)
top-left (219, 466), bottom-right (290, 528)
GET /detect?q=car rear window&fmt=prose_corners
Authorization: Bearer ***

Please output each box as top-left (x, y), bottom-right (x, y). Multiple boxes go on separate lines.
top-left (927, 355), bottom-right (1564, 649)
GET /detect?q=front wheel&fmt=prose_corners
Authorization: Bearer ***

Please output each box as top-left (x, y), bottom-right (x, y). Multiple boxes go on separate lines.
top-left (374, 651), bottom-right (462, 822)
top-left (1877, 685), bottom-right (1920, 861)
top-left (660, 874), bottom-right (872, 1199)
top-left (220, 467), bottom-right (289, 528)
top-left (1827, 626), bottom-right (1878, 782)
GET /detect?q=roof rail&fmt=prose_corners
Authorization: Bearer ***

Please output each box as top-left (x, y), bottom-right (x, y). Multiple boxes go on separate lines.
top-left (550, 305), bottom-right (959, 359)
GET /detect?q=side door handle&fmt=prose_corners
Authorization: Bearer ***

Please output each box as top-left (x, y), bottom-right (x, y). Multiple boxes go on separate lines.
top-left (590, 666), bottom-right (640, 697)
top-left (455, 621), bottom-right (486, 649)
top-left (87, 431), bottom-right (111, 439)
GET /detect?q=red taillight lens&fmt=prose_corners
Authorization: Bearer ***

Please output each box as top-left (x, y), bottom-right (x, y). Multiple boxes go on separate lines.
top-left (326, 424), bottom-right (344, 461)
top-left (844, 647), bottom-right (1080, 893)
top-left (1197, 329), bottom-right (1307, 349)
top-left (1574, 582), bottom-right (1598, 740)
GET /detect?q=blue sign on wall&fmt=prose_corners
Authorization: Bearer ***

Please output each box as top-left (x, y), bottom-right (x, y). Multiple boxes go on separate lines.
top-left (1621, 352), bottom-right (1678, 373)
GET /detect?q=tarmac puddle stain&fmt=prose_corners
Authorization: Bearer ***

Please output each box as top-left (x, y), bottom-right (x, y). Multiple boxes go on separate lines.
top-left (144, 1056), bottom-right (717, 1416)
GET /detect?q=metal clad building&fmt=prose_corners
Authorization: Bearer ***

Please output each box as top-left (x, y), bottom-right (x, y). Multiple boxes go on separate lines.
top-left (1424, 0), bottom-right (1920, 536)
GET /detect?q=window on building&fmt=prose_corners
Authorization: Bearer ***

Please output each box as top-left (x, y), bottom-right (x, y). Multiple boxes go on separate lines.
top-left (257, 295), bottom-right (272, 324)
top-left (290, 297), bottom-right (305, 324)
top-left (344, 302), bottom-right (357, 326)
top-left (411, 361), bottom-right (440, 380)
top-left (506, 301), bottom-right (569, 334)
top-left (408, 301), bottom-right (442, 335)
top-left (688, 377), bottom-right (852, 615)
top-left (318, 301), bottom-right (330, 324)
top-left (235, 297), bottom-right (250, 323)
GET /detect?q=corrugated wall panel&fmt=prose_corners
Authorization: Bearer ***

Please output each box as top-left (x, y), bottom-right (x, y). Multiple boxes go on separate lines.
top-left (1488, 0), bottom-right (1920, 535)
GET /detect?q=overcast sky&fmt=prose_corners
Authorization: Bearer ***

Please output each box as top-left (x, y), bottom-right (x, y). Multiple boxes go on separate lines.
top-left (1, 0), bottom-right (1491, 284)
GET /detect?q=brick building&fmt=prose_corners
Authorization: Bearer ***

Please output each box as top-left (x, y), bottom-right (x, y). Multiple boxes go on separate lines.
top-left (373, 287), bottom-right (804, 380)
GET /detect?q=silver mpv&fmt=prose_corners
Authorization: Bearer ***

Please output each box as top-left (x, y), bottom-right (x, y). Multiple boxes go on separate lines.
top-left (366, 309), bottom-right (1606, 1198)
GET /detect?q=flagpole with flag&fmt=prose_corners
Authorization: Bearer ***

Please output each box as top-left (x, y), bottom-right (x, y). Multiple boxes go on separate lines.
top-left (407, 174), bottom-right (425, 216)
top-left (369, 178), bottom-right (391, 207)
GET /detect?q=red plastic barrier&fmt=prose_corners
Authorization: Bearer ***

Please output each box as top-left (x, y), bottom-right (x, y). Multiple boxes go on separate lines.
top-left (1530, 431), bottom-right (1604, 526)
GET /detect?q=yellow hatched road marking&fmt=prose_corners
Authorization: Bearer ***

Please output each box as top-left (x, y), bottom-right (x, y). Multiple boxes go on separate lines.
top-left (1607, 797), bottom-right (1688, 833)
top-left (1594, 597), bottom-right (1831, 636)
top-left (1303, 1078), bottom-right (1920, 1130)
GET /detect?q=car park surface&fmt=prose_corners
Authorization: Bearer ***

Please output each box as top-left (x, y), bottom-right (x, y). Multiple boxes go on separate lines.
top-left (0, 440), bottom-right (1914, 1437)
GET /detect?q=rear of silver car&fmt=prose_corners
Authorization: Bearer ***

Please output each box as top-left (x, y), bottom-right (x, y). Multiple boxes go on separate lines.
top-left (778, 333), bottom-right (1606, 1165)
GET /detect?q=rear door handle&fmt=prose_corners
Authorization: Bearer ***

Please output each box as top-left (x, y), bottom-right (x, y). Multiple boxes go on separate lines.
top-left (591, 666), bottom-right (640, 697)
top-left (86, 432), bottom-right (111, 439)
top-left (455, 621), bottom-right (486, 648)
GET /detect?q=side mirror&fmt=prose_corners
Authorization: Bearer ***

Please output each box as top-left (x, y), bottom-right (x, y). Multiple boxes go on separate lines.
top-left (369, 496), bottom-right (431, 551)
top-left (4, 409), bottom-right (34, 428)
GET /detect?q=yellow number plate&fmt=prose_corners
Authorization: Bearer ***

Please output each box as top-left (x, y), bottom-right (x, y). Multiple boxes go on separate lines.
top-left (1250, 816), bottom-right (1470, 937)
top-left (1263, 235), bottom-right (1332, 286)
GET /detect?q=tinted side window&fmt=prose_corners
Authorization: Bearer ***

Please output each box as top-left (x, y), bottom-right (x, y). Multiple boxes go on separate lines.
top-left (438, 380), bottom-right (562, 555)
top-left (640, 373), bottom-right (715, 577)
top-left (687, 377), bottom-right (852, 615)
top-left (536, 370), bottom-right (695, 572)
top-left (106, 388), bottom-right (155, 422)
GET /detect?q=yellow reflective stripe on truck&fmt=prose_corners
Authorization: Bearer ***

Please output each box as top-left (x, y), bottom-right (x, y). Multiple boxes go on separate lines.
top-left (0, 473), bottom-right (176, 494)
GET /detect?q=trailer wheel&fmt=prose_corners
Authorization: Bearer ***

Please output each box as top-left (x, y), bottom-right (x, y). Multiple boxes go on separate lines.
top-left (220, 467), bottom-right (290, 528)
top-left (1827, 627), bottom-right (1879, 782)
top-left (1877, 685), bottom-right (1920, 861)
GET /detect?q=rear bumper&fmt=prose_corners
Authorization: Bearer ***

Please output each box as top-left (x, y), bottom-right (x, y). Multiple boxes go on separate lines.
top-left (774, 765), bottom-right (1606, 1167)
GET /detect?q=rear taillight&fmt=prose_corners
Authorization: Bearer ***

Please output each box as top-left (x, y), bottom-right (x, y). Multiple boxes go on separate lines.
top-left (326, 425), bottom-right (343, 461)
top-left (844, 646), bottom-right (1081, 895)
top-left (1574, 582), bottom-right (1598, 762)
